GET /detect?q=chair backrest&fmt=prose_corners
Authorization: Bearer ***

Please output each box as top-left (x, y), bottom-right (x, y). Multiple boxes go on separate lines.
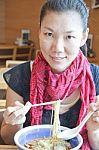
top-left (0, 67), bottom-right (10, 90)
top-left (0, 99), bottom-right (6, 127)
top-left (0, 44), bottom-right (35, 67)
top-left (6, 60), bottom-right (26, 68)
top-left (0, 99), bottom-right (6, 144)
top-left (15, 45), bottom-right (33, 60)
top-left (0, 99), bottom-right (6, 108)
top-left (0, 46), bottom-right (15, 67)
top-left (0, 47), bottom-right (15, 60)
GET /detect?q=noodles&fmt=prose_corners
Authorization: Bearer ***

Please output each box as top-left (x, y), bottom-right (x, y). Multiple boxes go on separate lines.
top-left (24, 100), bottom-right (72, 150)
top-left (52, 100), bottom-right (61, 137)
top-left (24, 137), bottom-right (72, 150)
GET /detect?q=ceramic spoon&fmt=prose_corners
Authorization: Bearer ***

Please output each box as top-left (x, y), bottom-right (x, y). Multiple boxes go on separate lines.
top-left (57, 111), bottom-right (94, 140)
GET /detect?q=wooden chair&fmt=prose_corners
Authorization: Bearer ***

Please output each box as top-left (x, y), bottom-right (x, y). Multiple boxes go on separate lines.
top-left (0, 99), bottom-right (6, 109)
top-left (0, 46), bottom-right (15, 60)
top-left (0, 44), bottom-right (35, 67)
top-left (0, 99), bottom-right (6, 144)
top-left (0, 67), bottom-right (10, 90)
top-left (15, 45), bottom-right (33, 60)
top-left (0, 44), bottom-right (34, 60)
top-left (0, 46), bottom-right (15, 67)
top-left (6, 60), bottom-right (26, 68)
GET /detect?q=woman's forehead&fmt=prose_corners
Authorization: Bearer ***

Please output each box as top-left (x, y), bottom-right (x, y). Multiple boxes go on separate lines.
top-left (41, 11), bottom-right (83, 33)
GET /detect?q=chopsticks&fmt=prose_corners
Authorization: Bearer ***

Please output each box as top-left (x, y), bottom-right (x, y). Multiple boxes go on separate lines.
top-left (0, 100), bottom-right (62, 112)
top-left (30, 100), bottom-right (62, 107)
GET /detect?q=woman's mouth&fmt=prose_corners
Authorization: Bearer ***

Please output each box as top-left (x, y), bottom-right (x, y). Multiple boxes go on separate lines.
top-left (51, 56), bottom-right (67, 61)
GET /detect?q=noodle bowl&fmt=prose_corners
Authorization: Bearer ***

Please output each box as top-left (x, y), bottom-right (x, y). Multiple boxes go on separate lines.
top-left (14, 125), bottom-right (83, 150)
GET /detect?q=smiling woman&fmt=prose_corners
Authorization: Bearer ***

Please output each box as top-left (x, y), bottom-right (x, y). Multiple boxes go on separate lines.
top-left (39, 10), bottom-right (87, 73)
top-left (0, 0), bottom-right (99, 150)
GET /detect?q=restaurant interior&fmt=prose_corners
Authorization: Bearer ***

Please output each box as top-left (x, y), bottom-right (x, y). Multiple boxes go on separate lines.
top-left (0, 0), bottom-right (99, 149)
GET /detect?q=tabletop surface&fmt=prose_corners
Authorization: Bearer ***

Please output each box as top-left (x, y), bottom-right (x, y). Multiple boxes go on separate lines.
top-left (0, 43), bottom-right (34, 48)
top-left (0, 145), bottom-right (18, 150)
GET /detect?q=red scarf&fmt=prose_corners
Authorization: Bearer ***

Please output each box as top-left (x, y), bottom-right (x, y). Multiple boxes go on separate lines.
top-left (30, 50), bottom-right (96, 149)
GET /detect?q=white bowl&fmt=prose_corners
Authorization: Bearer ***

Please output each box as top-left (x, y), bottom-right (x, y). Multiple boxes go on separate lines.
top-left (14, 125), bottom-right (83, 150)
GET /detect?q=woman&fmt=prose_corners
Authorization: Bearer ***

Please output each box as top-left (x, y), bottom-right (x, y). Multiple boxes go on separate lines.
top-left (1, 0), bottom-right (99, 149)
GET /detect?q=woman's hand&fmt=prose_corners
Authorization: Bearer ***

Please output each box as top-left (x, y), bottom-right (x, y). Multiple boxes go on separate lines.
top-left (88, 96), bottom-right (99, 125)
top-left (3, 101), bottom-right (31, 125)
top-left (87, 96), bottom-right (99, 149)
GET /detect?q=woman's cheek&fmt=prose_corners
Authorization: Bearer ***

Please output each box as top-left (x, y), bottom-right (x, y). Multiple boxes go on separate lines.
top-left (41, 41), bottom-right (52, 52)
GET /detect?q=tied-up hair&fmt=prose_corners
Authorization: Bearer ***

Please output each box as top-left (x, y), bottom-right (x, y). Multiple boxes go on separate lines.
top-left (40, 0), bottom-right (89, 32)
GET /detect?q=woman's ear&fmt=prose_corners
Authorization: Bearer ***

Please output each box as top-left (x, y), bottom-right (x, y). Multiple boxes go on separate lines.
top-left (80, 28), bottom-right (89, 47)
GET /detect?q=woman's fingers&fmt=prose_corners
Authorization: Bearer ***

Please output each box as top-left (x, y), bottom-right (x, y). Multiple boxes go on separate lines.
top-left (23, 101), bottom-right (32, 115)
top-left (89, 96), bottom-right (99, 123)
top-left (15, 101), bottom-right (31, 115)
top-left (15, 101), bottom-right (24, 107)
top-left (3, 101), bottom-right (32, 125)
top-left (5, 114), bottom-right (26, 125)
top-left (96, 95), bottom-right (99, 103)
top-left (89, 101), bottom-right (99, 112)
top-left (3, 106), bottom-right (20, 119)
top-left (93, 117), bottom-right (99, 123)
top-left (92, 110), bottom-right (99, 123)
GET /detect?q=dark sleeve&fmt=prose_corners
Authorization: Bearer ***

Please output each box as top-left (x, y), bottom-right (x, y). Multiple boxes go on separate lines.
top-left (90, 64), bottom-right (99, 96)
top-left (3, 61), bottom-right (31, 102)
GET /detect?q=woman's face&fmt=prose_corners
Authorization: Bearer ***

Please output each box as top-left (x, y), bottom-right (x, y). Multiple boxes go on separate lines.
top-left (39, 11), bottom-right (88, 73)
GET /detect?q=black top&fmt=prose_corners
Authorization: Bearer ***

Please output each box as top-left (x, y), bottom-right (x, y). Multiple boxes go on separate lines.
top-left (3, 62), bottom-right (99, 128)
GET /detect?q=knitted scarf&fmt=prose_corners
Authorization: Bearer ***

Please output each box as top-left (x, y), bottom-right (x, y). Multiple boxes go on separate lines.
top-left (30, 50), bottom-right (96, 149)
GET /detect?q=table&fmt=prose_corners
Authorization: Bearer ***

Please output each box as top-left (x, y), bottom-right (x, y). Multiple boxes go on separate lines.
top-left (0, 43), bottom-right (35, 60)
top-left (0, 68), bottom-right (10, 89)
top-left (0, 145), bottom-right (18, 150)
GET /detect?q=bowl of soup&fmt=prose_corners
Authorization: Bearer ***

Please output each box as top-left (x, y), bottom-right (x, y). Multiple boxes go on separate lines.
top-left (14, 125), bottom-right (83, 150)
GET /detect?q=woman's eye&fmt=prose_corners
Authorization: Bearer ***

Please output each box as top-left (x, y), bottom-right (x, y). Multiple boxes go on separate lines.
top-left (66, 36), bottom-right (75, 39)
top-left (44, 32), bottom-right (53, 37)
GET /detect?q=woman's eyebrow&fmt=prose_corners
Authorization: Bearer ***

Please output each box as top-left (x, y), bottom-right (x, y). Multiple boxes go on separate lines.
top-left (43, 26), bottom-right (54, 32)
top-left (43, 27), bottom-right (76, 34)
top-left (64, 30), bottom-right (76, 34)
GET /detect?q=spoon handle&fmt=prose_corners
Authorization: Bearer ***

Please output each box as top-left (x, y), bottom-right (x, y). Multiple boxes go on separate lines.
top-left (77, 111), bottom-right (94, 132)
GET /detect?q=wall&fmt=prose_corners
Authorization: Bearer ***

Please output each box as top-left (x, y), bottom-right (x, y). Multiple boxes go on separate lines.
top-left (5, 0), bottom-right (44, 48)
top-left (85, 0), bottom-right (99, 64)
top-left (2, 0), bottom-right (99, 64)
top-left (0, 0), bottom-right (5, 43)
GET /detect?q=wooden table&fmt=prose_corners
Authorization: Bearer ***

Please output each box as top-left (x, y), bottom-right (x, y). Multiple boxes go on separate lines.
top-left (0, 43), bottom-right (35, 60)
top-left (0, 145), bottom-right (18, 150)
top-left (0, 68), bottom-right (10, 89)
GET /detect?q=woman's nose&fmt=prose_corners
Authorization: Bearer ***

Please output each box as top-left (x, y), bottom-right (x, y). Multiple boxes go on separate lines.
top-left (53, 38), bottom-right (64, 53)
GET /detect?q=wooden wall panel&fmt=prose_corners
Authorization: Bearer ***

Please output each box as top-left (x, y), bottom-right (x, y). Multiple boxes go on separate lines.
top-left (0, 0), bottom-right (5, 43)
top-left (5, 0), bottom-right (44, 48)
top-left (85, 0), bottom-right (99, 64)
top-left (4, 0), bottom-right (99, 64)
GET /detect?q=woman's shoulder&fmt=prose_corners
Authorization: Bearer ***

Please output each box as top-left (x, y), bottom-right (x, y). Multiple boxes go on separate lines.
top-left (4, 61), bottom-right (31, 76)
top-left (90, 63), bottom-right (99, 70)
top-left (90, 63), bottom-right (99, 95)
top-left (90, 63), bottom-right (99, 78)
top-left (10, 60), bottom-right (31, 71)
top-left (3, 60), bottom-right (32, 84)
top-left (3, 61), bottom-right (32, 97)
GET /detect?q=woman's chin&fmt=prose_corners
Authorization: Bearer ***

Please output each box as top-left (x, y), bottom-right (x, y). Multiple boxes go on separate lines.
top-left (51, 65), bottom-right (68, 73)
